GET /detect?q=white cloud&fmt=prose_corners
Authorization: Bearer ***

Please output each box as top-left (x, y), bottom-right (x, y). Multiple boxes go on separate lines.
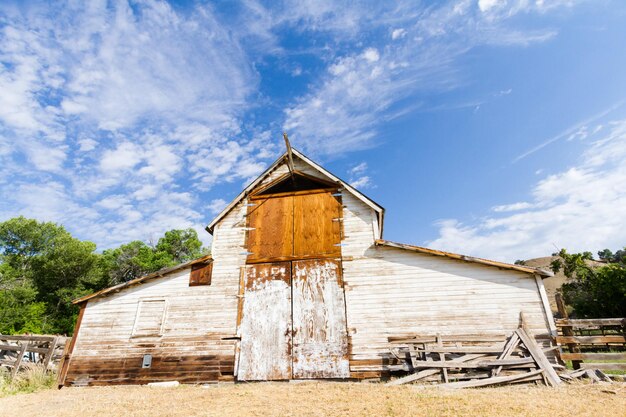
top-left (391, 28), bottom-right (407, 40)
top-left (207, 199), bottom-right (228, 215)
top-left (478, 0), bottom-right (504, 13)
top-left (348, 162), bottom-right (373, 189)
top-left (282, 1), bottom-right (563, 155)
top-left (427, 119), bottom-right (626, 262)
top-left (492, 202), bottom-right (534, 212)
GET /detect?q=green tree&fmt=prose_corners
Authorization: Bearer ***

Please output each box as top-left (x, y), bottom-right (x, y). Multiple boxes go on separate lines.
top-left (0, 217), bottom-right (100, 334)
top-left (99, 240), bottom-right (175, 286)
top-left (155, 228), bottom-right (206, 263)
top-left (99, 228), bottom-right (207, 286)
top-left (552, 248), bottom-right (626, 318)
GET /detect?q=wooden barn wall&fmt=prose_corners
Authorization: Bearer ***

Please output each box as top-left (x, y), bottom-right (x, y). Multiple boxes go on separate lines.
top-left (66, 202), bottom-right (249, 386)
top-left (339, 195), bottom-right (553, 377)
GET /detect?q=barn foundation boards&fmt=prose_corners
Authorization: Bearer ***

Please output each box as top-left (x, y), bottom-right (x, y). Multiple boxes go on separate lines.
top-left (62, 146), bottom-right (554, 386)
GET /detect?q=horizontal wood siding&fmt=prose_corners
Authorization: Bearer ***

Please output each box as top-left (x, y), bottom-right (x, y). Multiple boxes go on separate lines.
top-left (67, 201), bottom-right (249, 386)
top-left (340, 196), bottom-right (552, 375)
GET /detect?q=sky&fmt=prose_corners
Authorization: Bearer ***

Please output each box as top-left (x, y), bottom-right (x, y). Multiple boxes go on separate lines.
top-left (1, 0), bottom-right (625, 262)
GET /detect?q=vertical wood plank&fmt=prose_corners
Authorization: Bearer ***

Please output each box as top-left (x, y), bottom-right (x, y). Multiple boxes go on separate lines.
top-left (238, 262), bottom-right (292, 381)
top-left (57, 303), bottom-right (86, 387)
top-left (246, 197), bottom-right (294, 261)
top-left (293, 192), bottom-right (341, 258)
top-left (292, 259), bottom-right (349, 379)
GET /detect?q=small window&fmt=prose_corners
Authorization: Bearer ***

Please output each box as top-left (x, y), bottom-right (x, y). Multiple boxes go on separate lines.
top-left (189, 262), bottom-right (212, 286)
top-left (132, 299), bottom-right (166, 337)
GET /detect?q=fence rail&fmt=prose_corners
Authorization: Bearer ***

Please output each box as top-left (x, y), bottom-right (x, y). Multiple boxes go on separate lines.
top-left (0, 334), bottom-right (68, 380)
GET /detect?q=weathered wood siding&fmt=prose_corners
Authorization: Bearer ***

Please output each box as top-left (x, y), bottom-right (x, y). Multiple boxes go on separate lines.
top-left (340, 195), bottom-right (553, 376)
top-left (66, 201), bottom-right (249, 386)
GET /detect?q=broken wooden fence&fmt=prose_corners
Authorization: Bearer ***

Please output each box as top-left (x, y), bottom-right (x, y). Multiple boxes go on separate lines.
top-left (387, 328), bottom-right (563, 388)
top-left (554, 317), bottom-right (626, 372)
top-left (0, 335), bottom-right (68, 380)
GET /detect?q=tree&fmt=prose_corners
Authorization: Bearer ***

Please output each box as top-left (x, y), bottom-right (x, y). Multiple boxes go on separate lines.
top-left (0, 217), bottom-right (100, 334)
top-left (99, 241), bottom-right (175, 287)
top-left (551, 248), bottom-right (626, 318)
top-left (99, 228), bottom-right (207, 286)
top-left (155, 228), bottom-right (205, 263)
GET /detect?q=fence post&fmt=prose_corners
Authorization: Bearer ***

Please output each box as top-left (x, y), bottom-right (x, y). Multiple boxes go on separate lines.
top-left (555, 293), bottom-right (581, 370)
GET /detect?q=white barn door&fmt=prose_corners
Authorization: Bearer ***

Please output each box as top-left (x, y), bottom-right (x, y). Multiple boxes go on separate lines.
top-left (238, 262), bottom-right (292, 381)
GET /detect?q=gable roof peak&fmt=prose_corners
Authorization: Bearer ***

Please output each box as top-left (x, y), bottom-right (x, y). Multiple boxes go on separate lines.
top-left (205, 148), bottom-right (384, 235)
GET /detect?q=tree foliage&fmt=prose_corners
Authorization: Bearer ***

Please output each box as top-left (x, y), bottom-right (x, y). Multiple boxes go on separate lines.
top-left (0, 217), bottom-right (208, 335)
top-left (551, 247), bottom-right (626, 318)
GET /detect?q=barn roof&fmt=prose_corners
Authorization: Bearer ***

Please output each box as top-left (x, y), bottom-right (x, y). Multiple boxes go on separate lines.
top-left (375, 240), bottom-right (553, 277)
top-left (72, 255), bottom-right (213, 305)
top-left (206, 148), bottom-right (385, 236)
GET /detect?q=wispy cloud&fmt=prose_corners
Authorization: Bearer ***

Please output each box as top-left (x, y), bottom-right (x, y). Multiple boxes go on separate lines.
top-left (428, 117), bottom-right (626, 262)
top-left (280, 1), bottom-right (566, 154)
top-left (513, 99), bottom-right (626, 162)
top-left (347, 162), bottom-right (373, 189)
top-left (0, 0), bottom-right (270, 248)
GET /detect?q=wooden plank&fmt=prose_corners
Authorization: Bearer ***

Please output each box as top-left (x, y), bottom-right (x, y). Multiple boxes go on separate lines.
top-left (237, 262), bottom-right (292, 381)
top-left (291, 259), bottom-right (349, 379)
top-left (438, 369), bottom-right (544, 389)
top-left (555, 318), bottom-right (625, 328)
top-left (555, 335), bottom-right (626, 344)
top-left (492, 333), bottom-right (520, 377)
top-left (561, 352), bottom-right (626, 361)
top-left (246, 196), bottom-right (294, 262)
top-left (0, 335), bottom-right (57, 342)
top-left (579, 363), bottom-right (626, 371)
top-left (387, 354), bottom-right (485, 386)
top-left (516, 328), bottom-right (561, 386)
top-left (293, 191), bottom-right (341, 258)
top-left (555, 293), bottom-right (582, 369)
top-left (58, 303), bottom-right (85, 387)
top-left (42, 336), bottom-right (58, 370)
top-left (10, 343), bottom-right (27, 379)
top-left (436, 335), bottom-right (448, 383)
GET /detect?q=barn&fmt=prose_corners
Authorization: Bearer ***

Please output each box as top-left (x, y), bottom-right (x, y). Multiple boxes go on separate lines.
top-left (58, 147), bottom-right (556, 386)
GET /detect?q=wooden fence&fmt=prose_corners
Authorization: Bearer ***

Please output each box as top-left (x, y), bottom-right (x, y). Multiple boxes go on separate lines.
top-left (553, 293), bottom-right (626, 372)
top-left (554, 318), bottom-right (626, 371)
top-left (0, 335), bottom-right (68, 380)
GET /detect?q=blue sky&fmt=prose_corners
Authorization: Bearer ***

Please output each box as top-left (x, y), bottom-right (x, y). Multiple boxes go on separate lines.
top-left (1, 0), bottom-right (625, 262)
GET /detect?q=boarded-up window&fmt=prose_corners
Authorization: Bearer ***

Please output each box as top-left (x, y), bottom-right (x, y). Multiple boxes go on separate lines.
top-left (132, 299), bottom-right (166, 337)
top-left (189, 262), bottom-right (212, 286)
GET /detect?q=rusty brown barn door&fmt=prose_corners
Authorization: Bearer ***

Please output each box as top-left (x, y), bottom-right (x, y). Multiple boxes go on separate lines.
top-left (238, 175), bottom-right (348, 380)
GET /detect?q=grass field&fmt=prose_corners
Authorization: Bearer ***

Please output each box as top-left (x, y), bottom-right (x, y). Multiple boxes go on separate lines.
top-left (0, 381), bottom-right (624, 417)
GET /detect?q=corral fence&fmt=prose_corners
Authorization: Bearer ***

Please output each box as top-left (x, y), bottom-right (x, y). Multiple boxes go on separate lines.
top-left (0, 334), bottom-right (69, 380)
top-left (554, 294), bottom-right (626, 373)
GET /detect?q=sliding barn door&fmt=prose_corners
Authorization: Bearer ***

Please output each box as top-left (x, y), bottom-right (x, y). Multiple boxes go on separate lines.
top-left (291, 259), bottom-right (349, 378)
top-left (238, 262), bottom-right (292, 381)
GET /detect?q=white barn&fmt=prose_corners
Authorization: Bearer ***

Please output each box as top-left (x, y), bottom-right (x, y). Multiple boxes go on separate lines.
top-left (59, 148), bottom-right (555, 386)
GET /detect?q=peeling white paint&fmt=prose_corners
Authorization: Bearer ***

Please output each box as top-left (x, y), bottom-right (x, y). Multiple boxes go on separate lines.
top-left (292, 260), bottom-right (350, 378)
top-left (238, 263), bottom-right (292, 381)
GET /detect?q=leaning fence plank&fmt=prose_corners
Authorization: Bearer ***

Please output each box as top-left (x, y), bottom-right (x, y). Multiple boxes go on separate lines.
top-left (492, 333), bottom-right (519, 377)
top-left (516, 328), bottom-right (561, 386)
top-left (9, 343), bottom-right (27, 379)
top-left (438, 369), bottom-right (544, 389)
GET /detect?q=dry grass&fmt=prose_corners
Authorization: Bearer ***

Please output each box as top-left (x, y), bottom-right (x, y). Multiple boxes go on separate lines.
top-left (0, 364), bottom-right (56, 397)
top-left (0, 381), bottom-right (625, 417)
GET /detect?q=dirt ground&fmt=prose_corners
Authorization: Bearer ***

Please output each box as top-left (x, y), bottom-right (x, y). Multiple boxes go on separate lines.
top-left (0, 381), bottom-right (624, 417)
